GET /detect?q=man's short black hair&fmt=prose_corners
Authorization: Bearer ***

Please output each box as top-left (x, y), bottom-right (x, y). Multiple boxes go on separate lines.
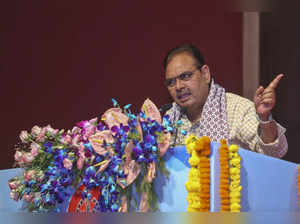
top-left (163, 44), bottom-right (205, 70)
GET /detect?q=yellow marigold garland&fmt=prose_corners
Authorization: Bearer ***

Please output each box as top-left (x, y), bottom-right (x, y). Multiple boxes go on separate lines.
top-left (219, 139), bottom-right (230, 211)
top-left (228, 144), bottom-right (242, 212)
top-left (185, 135), bottom-right (211, 212)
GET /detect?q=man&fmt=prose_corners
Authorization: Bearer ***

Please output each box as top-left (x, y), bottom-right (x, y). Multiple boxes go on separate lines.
top-left (163, 44), bottom-right (287, 158)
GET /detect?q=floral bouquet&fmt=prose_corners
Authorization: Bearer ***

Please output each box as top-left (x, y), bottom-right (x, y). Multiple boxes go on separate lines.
top-left (8, 99), bottom-right (174, 212)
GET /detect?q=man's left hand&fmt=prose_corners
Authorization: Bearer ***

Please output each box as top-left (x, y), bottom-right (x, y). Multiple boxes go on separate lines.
top-left (254, 74), bottom-right (284, 120)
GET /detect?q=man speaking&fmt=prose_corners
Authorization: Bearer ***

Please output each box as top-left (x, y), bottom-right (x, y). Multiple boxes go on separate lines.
top-left (163, 44), bottom-right (287, 158)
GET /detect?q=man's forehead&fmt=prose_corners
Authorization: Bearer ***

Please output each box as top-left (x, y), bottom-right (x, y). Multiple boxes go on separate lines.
top-left (165, 52), bottom-right (196, 78)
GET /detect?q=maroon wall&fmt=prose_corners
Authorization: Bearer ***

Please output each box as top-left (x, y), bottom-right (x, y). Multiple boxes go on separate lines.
top-left (0, 2), bottom-right (242, 169)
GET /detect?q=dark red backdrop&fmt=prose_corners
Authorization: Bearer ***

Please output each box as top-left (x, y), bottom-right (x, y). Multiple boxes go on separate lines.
top-left (0, 2), bottom-right (242, 169)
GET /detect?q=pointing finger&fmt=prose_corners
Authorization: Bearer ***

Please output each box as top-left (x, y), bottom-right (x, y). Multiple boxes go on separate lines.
top-left (268, 74), bottom-right (284, 89)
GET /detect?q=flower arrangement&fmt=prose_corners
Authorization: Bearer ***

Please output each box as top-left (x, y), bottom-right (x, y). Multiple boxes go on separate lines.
top-left (185, 135), bottom-right (211, 212)
top-left (8, 99), bottom-right (174, 212)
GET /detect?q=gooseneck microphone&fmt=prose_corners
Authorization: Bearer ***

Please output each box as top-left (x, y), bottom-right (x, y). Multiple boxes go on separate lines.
top-left (173, 107), bottom-right (187, 147)
top-left (159, 103), bottom-right (187, 147)
top-left (159, 103), bottom-right (173, 114)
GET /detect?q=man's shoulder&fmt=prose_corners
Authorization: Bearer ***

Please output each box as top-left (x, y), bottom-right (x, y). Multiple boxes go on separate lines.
top-left (225, 92), bottom-right (254, 108)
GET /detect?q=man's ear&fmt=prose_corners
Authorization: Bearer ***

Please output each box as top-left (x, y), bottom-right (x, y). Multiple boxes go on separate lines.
top-left (200, 65), bottom-right (211, 84)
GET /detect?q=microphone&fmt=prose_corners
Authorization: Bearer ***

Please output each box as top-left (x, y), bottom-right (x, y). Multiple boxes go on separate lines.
top-left (159, 103), bottom-right (173, 113)
top-left (173, 107), bottom-right (187, 147)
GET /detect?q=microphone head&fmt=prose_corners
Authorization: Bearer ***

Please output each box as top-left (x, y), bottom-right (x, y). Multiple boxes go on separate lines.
top-left (159, 103), bottom-right (173, 113)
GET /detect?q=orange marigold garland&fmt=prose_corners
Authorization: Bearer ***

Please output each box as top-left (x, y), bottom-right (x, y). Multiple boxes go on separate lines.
top-left (219, 140), bottom-right (242, 212)
top-left (298, 166), bottom-right (300, 207)
top-left (219, 139), bottom-right (230, 211)
top-left (185, 135), bottom-right (211, 212)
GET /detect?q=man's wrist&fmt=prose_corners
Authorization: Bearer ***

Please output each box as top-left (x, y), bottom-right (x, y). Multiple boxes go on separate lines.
top-left (256, 113), bottom-right (273, 124)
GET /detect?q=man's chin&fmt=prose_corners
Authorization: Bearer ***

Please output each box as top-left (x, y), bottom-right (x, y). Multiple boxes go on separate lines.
top-left (176, 99), bottom-right (193, 110)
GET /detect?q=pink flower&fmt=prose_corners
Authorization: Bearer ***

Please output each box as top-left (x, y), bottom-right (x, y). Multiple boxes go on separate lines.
top-left (71, 126), bottom-right (81, 135)
top-left (24, 170), bottom-right (35, 182)
top-left (78, 143), bottom-right (85, 152)
top-left (63, 158), bottom-right (73, 170)
top-left (23, 152), bottom-right (35, 164)
top-left (10, 190), bottom-right (20, 201)
top-left (45, 125), bottom-right (58, 136)
top-left (77, 157), bottom-right (84, 169)
top-left (76, 143), bottom-right (86, 169)
top-left (60, 134), bottom-right (72, 145)
top-left (19, 130), bottom-right (30, 143)
top-left (31, 125), bottom-right (42, 136)
top-left (101, 108), bottom-right (129, 129)
top-left (76, 120), bottom-right (90, 128)
top-left (36, 170), bottom-right (45, 182)
top-left (23, 193), bottom-right (34, 202)
top-left (84, 125), bottom-right (96, 139)
top-left (30, 142), bottom-right (41, 157)
top-left (141, 98), bottom-right (162, 124)
top-left (14, 151), bottom-right (24, 162)
top-left (72, 134), bottom-right (80, 147)
top-left (36, 127), bottom-right (47, 142)
top-left (158, 132), bottom-right (171, 157)
top-left (89, 117), bottom-right (98, 125)
top-left (89, 130), bottom-right (114, 156)
top-left (8, 180), bottom-right (20, 190)
top-left (123, 160), bottom-right (141, 186)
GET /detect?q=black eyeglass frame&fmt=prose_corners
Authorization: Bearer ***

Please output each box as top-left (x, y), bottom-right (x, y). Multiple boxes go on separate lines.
top-left (164, 65), bottom-right (204, 88)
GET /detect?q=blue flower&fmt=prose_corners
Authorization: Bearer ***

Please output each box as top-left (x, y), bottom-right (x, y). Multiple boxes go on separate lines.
top-left (181, 130), bottom-right (187, 135)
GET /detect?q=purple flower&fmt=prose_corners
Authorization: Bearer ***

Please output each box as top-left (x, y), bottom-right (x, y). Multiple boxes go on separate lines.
top-left (76, 120), bottom-right (90, 128)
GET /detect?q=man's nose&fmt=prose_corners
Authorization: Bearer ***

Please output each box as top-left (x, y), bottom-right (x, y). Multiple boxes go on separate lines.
top-left (175, 78), bottom-right (185, 90)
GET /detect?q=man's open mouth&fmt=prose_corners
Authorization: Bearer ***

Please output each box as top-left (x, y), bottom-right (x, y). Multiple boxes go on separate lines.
top-left (177, 93), bottom-right (191, 102)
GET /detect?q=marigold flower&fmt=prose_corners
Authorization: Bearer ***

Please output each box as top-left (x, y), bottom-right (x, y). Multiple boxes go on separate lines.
top-left (230, 191), bottom-right (241, 198)
top-left (185, 135), bottom-right (211, 212)
top-left (230, 203), bottom-right (241, 211)
top-left (199, 168), bottom-right (210, 173)
top-left (189, 156), bottom-right (200, 167)
top-left (230, 167), bottom-right (240, 175)
top-left (229, 145), bottom-right (239, 153)
top-left (221, 205), bottom-right (230, 211)
top-left (230, 198), bottom-right (241, 204)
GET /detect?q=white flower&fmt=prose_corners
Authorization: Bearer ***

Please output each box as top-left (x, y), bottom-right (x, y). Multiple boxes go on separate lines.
top-left (19, 130), bottom-right (30, 143)
top-left (46, 125), bottom-right (58, 136)
top-left (23, 152), bottom-right (35, 164)
top-left (14, 151), bottom-right (23, 162)
top-left (30, 142), bottom-right (41, 156)
top-left (71, 126), bottom-right (80, 135)
top-left (10, 190), bottom-right (20, 201)
top-left (89, 117), bottom-right (98, 125)
top-left (31, 125), bottom-right (42, 136)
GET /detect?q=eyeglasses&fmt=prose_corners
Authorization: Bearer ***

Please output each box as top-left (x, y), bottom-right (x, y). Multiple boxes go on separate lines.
top-left (164, 67), bottom-right (201, 88)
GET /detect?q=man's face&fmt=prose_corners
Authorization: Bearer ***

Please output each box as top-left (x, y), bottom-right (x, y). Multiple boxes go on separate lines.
top-left (165, 52), bottom-right (210, 111)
